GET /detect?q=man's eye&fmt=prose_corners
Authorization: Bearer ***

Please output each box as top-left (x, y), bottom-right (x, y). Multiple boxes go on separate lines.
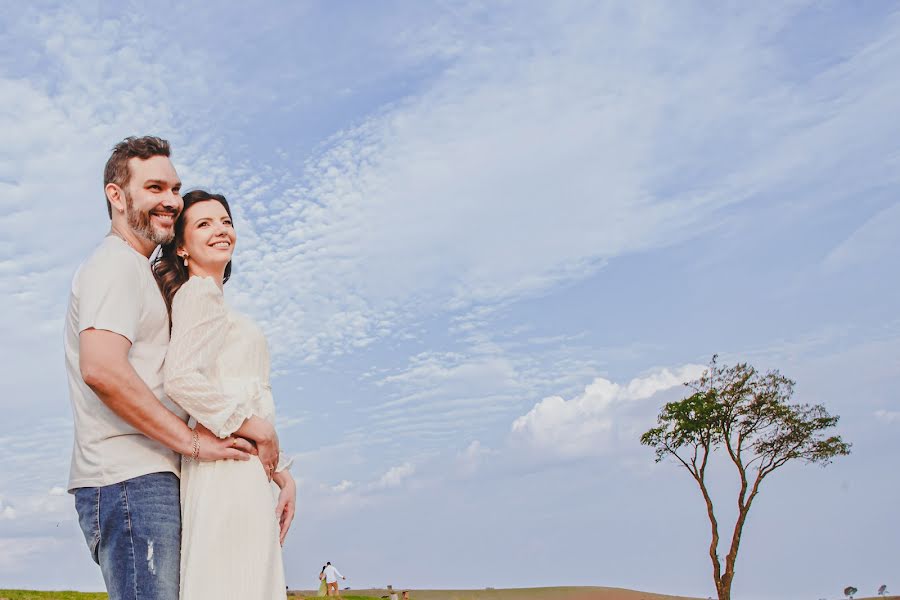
top-left (149, 185), bottom-right (161, 191)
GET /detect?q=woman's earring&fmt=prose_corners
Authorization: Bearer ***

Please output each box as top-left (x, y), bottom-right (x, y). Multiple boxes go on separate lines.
top-left (182, 255), bottom-right (189, 267)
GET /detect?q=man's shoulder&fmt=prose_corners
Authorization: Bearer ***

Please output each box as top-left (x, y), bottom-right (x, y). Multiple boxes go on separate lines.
top-left (77, 238), bottom-right (145, 282)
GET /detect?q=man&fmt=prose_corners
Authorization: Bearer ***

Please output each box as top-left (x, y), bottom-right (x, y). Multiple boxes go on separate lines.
top-left (323, 561), bottom-right (346, 596)
top-left (65, 136), bottom-right (272, 600)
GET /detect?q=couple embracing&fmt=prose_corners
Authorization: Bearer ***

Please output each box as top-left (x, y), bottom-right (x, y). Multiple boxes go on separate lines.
top-left (65, 136), bottom-right (296, 599)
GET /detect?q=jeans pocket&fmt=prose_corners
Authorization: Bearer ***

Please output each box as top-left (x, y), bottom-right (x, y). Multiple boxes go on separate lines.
top-left (74, 487), bottom-right (101, 564)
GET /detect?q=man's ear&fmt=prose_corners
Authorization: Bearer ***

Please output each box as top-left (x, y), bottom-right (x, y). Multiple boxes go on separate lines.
top-left (106, 183), bottom-right (126, 214)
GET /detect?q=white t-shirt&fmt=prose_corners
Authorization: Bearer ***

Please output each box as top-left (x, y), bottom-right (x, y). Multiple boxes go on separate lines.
top-left (323, 565), bottom-right (343, 583)
top-left (65, 236), bottom-right (187, 491)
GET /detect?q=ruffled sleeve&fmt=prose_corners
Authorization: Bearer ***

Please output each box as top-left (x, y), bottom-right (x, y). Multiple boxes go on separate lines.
top-left (164, 277), bottom-right (255, 438)
top-left (276, 453), bottom-right (293, 473)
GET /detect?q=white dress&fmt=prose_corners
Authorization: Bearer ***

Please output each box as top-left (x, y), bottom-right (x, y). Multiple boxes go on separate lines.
top-left (164, 276), bottom-right (291, 600)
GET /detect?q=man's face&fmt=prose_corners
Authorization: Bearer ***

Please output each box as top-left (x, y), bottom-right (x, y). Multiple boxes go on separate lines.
top-left (122, 155), bottom-right (183, 245)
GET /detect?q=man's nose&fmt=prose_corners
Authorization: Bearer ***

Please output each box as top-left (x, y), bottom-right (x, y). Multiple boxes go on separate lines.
top-left (161, 188), bottom-right (182, 209)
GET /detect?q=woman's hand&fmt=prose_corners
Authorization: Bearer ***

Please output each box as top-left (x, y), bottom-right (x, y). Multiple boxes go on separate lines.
top-left (273, 470), bottom-right (296, 545)
top-left (233, 416), bottom-right (280, 479)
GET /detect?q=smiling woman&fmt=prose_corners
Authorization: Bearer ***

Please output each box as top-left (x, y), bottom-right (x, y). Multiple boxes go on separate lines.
top-left (153, 190), bottom-right (234, 318)
top-left (151, 188), bottom-right (296, 598)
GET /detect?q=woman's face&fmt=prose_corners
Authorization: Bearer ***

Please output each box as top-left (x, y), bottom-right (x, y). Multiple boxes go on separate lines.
top-left (179, 200), bottom-right (236, 274)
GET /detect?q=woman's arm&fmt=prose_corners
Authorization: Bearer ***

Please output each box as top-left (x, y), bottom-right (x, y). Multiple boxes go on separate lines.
top-left (231, 415), bottom-right (279, 476)
top-left (273, 469), bottom-right (296, 545)
top-left (164, 278), bottom-right (280, 472)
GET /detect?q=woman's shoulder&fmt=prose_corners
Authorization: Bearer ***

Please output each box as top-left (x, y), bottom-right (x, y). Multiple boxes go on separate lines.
top-left (172, 276), bottom-right (226, 311)
top-left (178, 275), bottom-right (222, 295)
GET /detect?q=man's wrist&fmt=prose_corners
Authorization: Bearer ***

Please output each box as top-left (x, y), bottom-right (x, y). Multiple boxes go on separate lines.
top-left (177, 424), bottom-right (195, 456)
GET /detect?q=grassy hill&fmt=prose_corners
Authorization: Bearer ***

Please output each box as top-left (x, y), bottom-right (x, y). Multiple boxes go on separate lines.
top-left (290, 587), bottom-right (700, 600)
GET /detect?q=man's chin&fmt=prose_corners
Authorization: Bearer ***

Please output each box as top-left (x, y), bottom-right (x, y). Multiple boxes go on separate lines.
top-left (150, 225), bottom-right (175, 245)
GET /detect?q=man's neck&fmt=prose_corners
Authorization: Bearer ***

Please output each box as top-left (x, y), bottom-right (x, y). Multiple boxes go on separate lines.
top-left (109, 224), bottom-right (155, 258)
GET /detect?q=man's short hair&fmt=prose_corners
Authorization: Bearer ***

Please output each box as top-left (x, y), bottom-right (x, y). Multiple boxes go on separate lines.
top-left (103, 136), bottom-right (171, 218)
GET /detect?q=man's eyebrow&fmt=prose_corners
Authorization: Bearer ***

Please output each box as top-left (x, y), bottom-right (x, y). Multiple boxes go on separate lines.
top-left (143, 179), bottom-right (181, 187)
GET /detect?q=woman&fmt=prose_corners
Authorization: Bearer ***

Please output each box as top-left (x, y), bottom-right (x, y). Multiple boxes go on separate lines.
top-left (155, 190), bottom-right (296, 599)
top-left (317, 565), bottom-right (328, 597)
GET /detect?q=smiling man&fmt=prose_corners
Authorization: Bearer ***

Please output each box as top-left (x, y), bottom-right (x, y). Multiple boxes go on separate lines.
top-left (65, 136), bottom-right (256, 600)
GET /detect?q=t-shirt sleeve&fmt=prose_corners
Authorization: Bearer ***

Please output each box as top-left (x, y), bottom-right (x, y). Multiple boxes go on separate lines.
top-left (76, 247), bottom-right (143, 342)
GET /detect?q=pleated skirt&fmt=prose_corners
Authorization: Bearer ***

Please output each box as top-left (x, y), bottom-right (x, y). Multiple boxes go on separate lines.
top-left (180, 455), bottom-right (286, 599)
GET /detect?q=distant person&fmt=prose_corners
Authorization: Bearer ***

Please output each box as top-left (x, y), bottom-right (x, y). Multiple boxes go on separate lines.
top-left (323, 562), bottom-right (346, 596)
top-left (402, 591), bottom-right (409, 600)
top-left (317, 565), bottom-right (328, 597)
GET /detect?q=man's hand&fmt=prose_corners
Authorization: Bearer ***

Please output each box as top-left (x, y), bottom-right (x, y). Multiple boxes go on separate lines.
top-left (193, 423), bottom-right (255, 461)
top-left (273, 470), bottom-right (296, 545)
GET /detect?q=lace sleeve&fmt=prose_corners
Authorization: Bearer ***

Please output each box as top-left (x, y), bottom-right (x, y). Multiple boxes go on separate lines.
top-left (276, 452), bottom-right (293, 473)
top-left (163, 277), bottom-right (255, 438)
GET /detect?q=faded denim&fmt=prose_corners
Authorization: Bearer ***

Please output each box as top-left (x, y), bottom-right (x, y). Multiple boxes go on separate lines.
top-left (74, 471), bottom-right (180, 600)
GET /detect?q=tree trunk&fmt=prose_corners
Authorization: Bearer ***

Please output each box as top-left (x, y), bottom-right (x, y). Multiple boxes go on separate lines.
top-left (697, 481), bottom-right (725, 600)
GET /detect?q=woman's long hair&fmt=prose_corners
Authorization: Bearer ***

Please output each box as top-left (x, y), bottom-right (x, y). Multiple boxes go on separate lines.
top-left (153, 190), bottom-right (233, 319)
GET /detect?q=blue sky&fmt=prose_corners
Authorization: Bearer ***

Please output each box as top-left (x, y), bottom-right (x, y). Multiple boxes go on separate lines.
top-left (1, 2), bottom-right (899, 599)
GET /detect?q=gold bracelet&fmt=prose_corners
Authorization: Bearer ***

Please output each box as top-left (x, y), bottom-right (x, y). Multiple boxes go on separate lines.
top-left (186, 429), bottom-right (200, 462)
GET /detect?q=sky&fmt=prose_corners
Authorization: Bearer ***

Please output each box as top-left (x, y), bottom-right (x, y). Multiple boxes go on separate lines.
top-left (1, 1), bottom-right (899, 599)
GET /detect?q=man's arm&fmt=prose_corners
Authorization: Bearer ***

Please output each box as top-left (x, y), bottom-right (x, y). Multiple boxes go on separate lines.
top-left (80, 328), bottom-right (253, 461)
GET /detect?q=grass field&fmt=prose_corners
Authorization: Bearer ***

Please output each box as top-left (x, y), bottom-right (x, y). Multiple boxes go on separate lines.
top-left (289, 588), bottom-right (699, 600)
top-left (3, 589), bottom-right (897, 600)
top-left (0, 592), bottom-right (108, 600)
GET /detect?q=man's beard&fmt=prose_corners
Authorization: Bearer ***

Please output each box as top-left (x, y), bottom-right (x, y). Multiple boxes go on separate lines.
top-left (124, 189), bottom-right (176, 245)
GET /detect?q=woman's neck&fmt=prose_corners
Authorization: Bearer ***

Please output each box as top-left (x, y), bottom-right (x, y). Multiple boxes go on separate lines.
top-left (188, 265), bottom-right (226, 290)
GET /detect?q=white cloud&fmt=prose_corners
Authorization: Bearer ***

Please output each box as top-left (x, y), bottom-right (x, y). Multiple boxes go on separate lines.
top-left (219, 2), bottom-right (853, 367)
top-left (331, 479), bottom-right (355, 493)
top-left (371, 462), bottom-right (415, 490)
top-left (0, 537), bottom-right (62, 572)
top-left (455, 440), bottom-right (493, 477)
top-left (1, 498), bottom-right (16, 520)
top-left (874, 409), bottom-right (900, 424)
top-left (511, 364), bottom-right (707, 459)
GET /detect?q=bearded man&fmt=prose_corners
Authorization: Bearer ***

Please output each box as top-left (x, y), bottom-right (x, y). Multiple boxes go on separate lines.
top-left (65, 136), bottom-right (257, 599)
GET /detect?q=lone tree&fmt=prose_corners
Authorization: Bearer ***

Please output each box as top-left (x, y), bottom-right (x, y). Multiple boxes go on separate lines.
top-left (640, 357), bottom-right (850, 600)
top-left (845, 586), bottom-right (858, 599)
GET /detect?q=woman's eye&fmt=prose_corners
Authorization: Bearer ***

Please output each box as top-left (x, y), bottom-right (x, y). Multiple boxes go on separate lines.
top-left (198, 222), bottom-right (209, 227)
top-left (224, 220), bottom-right (233, 226)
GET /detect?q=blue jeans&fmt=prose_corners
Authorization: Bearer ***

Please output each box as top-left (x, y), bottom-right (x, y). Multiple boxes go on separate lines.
top-left (74, 472), bottom-right (181, 600)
